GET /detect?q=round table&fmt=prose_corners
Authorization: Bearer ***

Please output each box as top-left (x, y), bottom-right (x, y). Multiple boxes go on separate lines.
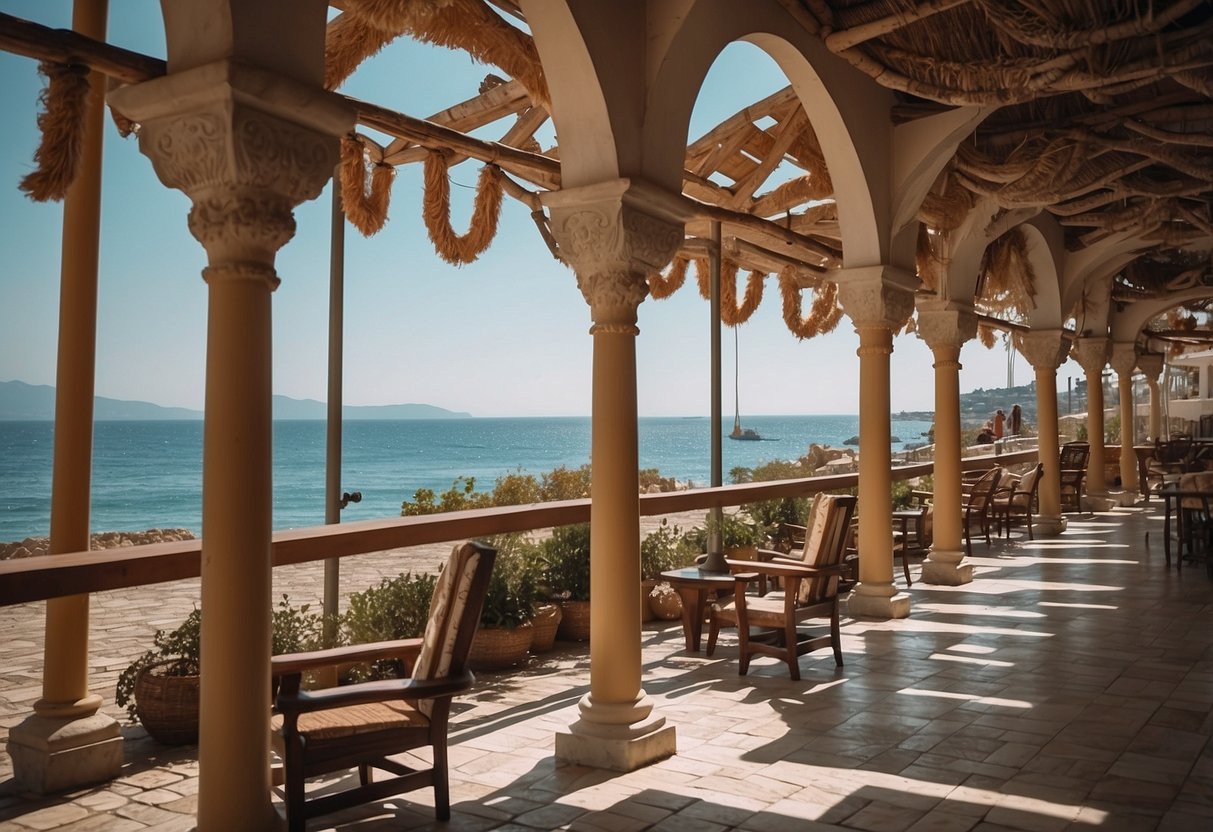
top-left (660, 566), bottom-right (735, 652)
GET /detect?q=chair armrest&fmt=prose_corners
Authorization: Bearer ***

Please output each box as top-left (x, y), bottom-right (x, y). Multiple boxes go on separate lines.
top-left (729, 559), bottom-right (845, 578)
top-left (271, 638), bottom-right (423, 678)
top-left (276, 670), bottom-right (475, 716)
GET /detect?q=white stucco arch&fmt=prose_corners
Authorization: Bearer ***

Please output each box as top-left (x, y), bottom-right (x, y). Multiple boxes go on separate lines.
top-left (1018, 214), bottom-right (1065, 329)
top-left (1111, 289), bottom-right (1213, 343)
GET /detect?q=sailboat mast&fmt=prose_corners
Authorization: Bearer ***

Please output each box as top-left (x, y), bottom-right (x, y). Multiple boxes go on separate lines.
top-left (733, 326), bottom-right (741, 434)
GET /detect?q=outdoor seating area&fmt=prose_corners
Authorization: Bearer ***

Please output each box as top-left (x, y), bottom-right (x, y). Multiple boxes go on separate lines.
top-left (4, 504), bottom-right (1213, 830)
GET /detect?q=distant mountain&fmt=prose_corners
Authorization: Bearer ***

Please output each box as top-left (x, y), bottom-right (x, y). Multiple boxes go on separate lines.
top-left (0, 380), bottom-right (472, 421)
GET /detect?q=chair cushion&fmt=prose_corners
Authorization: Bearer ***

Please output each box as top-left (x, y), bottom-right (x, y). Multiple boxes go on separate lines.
top-left (798, 493), bottom-right (830, 566)
top-left (271, 701), bottom-right (428, 746)
top-left (412, 543), bottom-right (483, 718)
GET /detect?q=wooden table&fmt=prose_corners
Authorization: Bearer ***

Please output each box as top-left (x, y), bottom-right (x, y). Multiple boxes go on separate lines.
top-left (1156, 481), bottom-right (1213, 572)
top-left (660, 566), bottom-right (735, 652)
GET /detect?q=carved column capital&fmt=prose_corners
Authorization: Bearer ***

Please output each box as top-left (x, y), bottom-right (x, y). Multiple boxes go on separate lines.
top-left (1071, 336), bottom-right (1110, 376)
top-left (835, 266), bottom-right (917, 333)
top-left (1109, 341), bottom-right (1139, 377)
top-left (542, 179), bottom-right (687, 333)
top-left (915, 299), bottom-right (977, 353)
top-left (108, 61), bottom-right (351, 279)
top-left (1136, 351), bottom-right (1165, 382)
top-left (1019, 329), bottom-right (1071, 372)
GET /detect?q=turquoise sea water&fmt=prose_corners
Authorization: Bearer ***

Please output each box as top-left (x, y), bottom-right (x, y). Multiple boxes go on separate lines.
top-left (0, 415), bottom-right (932, 541)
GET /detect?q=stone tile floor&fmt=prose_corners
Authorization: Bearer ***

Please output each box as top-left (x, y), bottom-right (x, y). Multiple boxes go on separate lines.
top-left (2, 504), bottom-right (1213, 830)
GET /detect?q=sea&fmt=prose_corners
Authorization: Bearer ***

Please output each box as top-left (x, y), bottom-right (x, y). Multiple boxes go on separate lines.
top-left (0, 415), bottom-right (933, 542)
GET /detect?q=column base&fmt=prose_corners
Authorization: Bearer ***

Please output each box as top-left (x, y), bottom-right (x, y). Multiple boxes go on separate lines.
top-left (1109, 489), bottom-right (1140, 507)
top-left (554, 692), bottom-right (676, 771)
top-left (1033, 514), bottom-right (1068, 535)
top-left (919, 548), bottom-right (974, 586)
top-left (7, 713), bottom-right (123, 794)
top-left (1082, 492), bottom-right (1118, 511)
top-left (845, 581), bottom-right (910, 619)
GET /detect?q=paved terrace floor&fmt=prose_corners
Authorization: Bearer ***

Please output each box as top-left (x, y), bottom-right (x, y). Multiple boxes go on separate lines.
top-left (2, 503), bottom-right (1213, 831)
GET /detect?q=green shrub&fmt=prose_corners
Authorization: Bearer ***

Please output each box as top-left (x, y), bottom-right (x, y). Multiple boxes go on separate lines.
top-left (541, 523), bottom-right (591, 601)
top-left (477, 534), bottom-right (539, 628)
top-left (401, 476), bottom-right (493, 516)
top-left (492, 470), bottom-right (542, 506)
top-left (540, 465), bottom-right (592, 501)
top-left (640, 519), bottom-right (696, 579)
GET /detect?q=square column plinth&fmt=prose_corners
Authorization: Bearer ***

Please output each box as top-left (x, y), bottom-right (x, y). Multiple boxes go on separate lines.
top-left (7, 714), bottom-right (122, 794)
top-left (555, 712), bottom-right (675, 771)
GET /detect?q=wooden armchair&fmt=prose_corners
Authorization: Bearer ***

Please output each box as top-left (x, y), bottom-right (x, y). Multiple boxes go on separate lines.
top-left (1059, 441), bottom-right (1090, 511)
top-left (962, 468), bottom-right (1003, 556)
top-left (705, 494), bottom-right (857, 681)
top-left (1146, 436), bottom-right (1194, 494)
top-left (271, 541), bottom-right (495, 832)
top-left (991, 463), bottom-right (1043, 539)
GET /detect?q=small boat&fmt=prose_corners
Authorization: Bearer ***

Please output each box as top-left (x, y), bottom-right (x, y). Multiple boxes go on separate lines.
top-left (727, 327), bottom-right (765, 441)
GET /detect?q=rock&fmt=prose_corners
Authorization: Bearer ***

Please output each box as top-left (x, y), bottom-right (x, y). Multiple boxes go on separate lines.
top-left (844, 435), bottom-right (860, 445)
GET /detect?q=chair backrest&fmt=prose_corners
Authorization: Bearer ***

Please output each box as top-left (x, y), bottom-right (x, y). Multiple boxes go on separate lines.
top-left (1178, 471), bottom-right (1213, 509)
top-left (797, 492), bottom-right (831, 564)
top-left (967, 468), bottom-right (1003, 510)
top-left (1060, 441), bottom-right (1090, 470)
top-left (1016, 464), bottom-right (1043, 505)
top-left (797, 494), bottom-right (857, 605)
top-left (412, 541), bottom-right (496, 716)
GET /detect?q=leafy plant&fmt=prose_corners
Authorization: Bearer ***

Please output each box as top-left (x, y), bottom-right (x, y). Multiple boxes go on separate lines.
top-left (116, 595), bottom-right (331, 723)
top-left (640, 519), bottom-right (696, 579)
top-left (477, 534), bottom-right (539, 628)
top-left (710, 511), bottom-right (763, 549)
top-left (341, 571), bottom-right (439, 680)
top-left (540, 523), bottom-right (591, 602)
top-left (540, 465), bottom-right (592, 501)
top-left (401, 476), bottom-right (493, 516)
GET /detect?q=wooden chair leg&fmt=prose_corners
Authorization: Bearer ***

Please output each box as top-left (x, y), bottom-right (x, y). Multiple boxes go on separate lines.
top-left (784, 619), bottom-right (800, 682)
top-left (706, 612), bottom-right (720, 656)
top-left (433, 740), bottom-right (451, 821)
top-left (830, 604), bottom-right (843, 667)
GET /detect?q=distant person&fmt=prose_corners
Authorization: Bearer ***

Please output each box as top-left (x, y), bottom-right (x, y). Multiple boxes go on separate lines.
top-left (1010, 404), bottom-right (1023, 436)
top-left (976, 423), bottom-right (995, 445)
top-left (993, 409), bottom-right (1005, 440)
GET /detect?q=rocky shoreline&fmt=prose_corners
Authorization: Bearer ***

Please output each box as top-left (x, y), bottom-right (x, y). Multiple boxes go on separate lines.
top-left (0, 528), bottom-right (196, 561)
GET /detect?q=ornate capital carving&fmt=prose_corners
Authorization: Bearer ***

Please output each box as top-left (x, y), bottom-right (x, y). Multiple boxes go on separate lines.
top-left (108, 61), bottom-right (351, 270)
top-left (1136, 351), bottom-right (1165, 381)
top-left (916, 300), bottom-right (977, 353)
top-left (1018, 329), bottom-right (1071, 372)
top-left (1109, 341), bottom-right (1139, 377)
top-left (544, 180), bottom-right (685, 279)
top-left (577, 270), bottom-right (648, 334)
top-left (835, 266), bottom-right (917, 332)
top-left (1071, 336), bottom-right (1110, 376)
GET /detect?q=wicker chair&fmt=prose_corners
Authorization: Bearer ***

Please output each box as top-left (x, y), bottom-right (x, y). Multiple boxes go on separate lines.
top-left (991, 463), bottom-right (1043, 539)
top-left (962, 468), bottom-right (1003, 556)
top-left (1059, 441), bottom-right (1090, 512)
top-left (271, 541), bottom-right (495, 832)
top-left (705, 494), bottom-right (857, 681)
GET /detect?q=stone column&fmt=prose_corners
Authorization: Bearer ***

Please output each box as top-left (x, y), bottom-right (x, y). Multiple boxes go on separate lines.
top-left (1110, 343), bottom-right (1141, 495)
top-left (109, 61), bottom-right (348, 829)
top-left (837, 266), bottom-right (915, 619)
top-left (1137, 352), bottom-right (1165, 441)
top-left (916, 300), bottom-right (977, 585)
top-left (543, 179), bottom-right (682, 770)
top-left (1020, 330), bottom-right (1070, 534)
top-left (7, 0), bottom-right (123, 795)
top-left (1072, 337), bottom-right (1112, 509)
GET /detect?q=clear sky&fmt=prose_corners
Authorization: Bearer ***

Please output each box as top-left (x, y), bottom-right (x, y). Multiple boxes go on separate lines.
top-left (0, 1), bottom-right (1084, 418)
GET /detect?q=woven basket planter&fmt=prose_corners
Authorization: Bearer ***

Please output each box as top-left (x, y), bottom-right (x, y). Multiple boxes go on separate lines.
top-left (530, 603), bottom-right (562, 652)
top-left (557, 600), bottom-right (591, 641)
top-left (134, 659), bottom-right (200, 745)
top-left (469, 622), bottom-right (533, 670)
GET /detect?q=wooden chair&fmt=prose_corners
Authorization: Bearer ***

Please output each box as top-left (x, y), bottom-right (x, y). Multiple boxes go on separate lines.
top-left (705, 494), bottom-right (857, 681)
top-left (991, 463), bottom-right (1043, 539)
top-left (1059, 441), bottom-right (1090, 511)
top-left (962, 468), bottom-right (1003, 556)
top-left (1146, 436), bottom-right (1194, 494)
top-left (271, 541), bottom-right (496, 832)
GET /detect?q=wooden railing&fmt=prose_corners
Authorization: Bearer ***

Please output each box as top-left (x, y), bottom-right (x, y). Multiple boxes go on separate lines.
top-left (0, 450), bottom-right (1040, 607)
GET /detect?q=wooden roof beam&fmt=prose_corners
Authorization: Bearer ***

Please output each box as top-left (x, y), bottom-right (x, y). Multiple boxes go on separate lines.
top-left (382, 78), bottom-right (534, 157)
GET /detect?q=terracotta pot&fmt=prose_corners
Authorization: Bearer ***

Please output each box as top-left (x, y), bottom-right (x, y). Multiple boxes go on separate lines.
top-left (648, 582), bottom-right (683, 620)
top-left (469, 622), bottom-right (534, 670)
top-left (529, 603), bottom-right (562, 652)
top-left (640, 578), bottom-right (657, 622)
top-left (557, 600), bottom-right (591, 641)
top-left (726, 544), bottom-right (759, 561)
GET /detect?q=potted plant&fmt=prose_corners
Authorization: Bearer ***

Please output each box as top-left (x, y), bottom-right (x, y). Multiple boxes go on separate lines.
top-left (116, 597), bottom-right (330, 745)
top-left (541, 523), bottom-right (592, 641)
top-left (714, 511), bottom-right (764, 560)
top-left (468, 534), bottom-right (539, 669)
top-left (640, 519), bottom-right (696, 620)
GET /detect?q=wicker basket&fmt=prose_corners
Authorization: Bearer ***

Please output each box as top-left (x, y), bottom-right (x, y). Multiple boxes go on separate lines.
top-left (469, 622), bottom-right (534, 670)
top-left (134, 659), bottom-right (200, 745)
top-left (557, 600), bottom-right (591, 641)
top-left (530, 603), bottom-right (562, 652)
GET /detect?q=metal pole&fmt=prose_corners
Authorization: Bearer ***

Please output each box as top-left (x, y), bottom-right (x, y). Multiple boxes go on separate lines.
top-left (704, 220), bottom-right (726, 571)
top-left (322, 175), bottom-right (344, 636)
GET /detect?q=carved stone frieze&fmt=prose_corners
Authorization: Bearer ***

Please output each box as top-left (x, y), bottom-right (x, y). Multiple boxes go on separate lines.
top-left (550, 202), bottom-right (682, 279)
top-left (187, 194), bottom-right (296, 261)
top-left (1071, 337), bottom-right (1110, 376)
top-left (1018, 330), bottom-right (1071, 372)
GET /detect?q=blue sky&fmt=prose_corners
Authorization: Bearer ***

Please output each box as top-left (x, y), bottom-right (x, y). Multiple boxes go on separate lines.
top-left (0, 2), bottom-right (1082, 418)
